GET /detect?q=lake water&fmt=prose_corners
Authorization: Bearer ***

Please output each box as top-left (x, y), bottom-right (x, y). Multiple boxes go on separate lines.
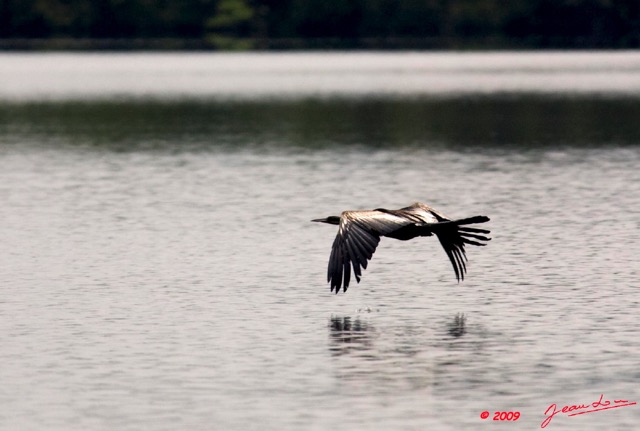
top-left (1, 52), bottom-right (640, 431)
top-left (3, 51), bottom-right (640, 100)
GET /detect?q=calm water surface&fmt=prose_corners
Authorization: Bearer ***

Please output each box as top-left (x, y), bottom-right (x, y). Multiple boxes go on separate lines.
top-left (2, 51), bottom-right (640, 100)
top-left (1, 52), bottom-right (640, 431)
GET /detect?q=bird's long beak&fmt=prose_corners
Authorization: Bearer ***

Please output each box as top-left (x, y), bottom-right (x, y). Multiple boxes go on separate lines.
top-left (311, 215), bottom-right (341, 225)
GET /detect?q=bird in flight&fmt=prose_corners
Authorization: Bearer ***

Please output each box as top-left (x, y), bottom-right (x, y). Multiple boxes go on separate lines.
top-left (312, 202), bottom-right (491, 293)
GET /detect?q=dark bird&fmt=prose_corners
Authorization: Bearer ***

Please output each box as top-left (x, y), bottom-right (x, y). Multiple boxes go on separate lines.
top-left (312, 202), bottom-right (491, 293)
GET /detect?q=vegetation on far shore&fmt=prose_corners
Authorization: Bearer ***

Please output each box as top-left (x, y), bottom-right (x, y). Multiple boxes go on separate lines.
top-left (1, 0), bottom-right (638, 50)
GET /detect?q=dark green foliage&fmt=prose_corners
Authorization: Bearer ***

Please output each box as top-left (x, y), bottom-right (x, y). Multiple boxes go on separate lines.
top-left (0, 0), bottom-right (638, 48)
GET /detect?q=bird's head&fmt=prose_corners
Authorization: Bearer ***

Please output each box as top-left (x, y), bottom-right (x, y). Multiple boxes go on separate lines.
top-left (311, 216), bottom-right (341, 225)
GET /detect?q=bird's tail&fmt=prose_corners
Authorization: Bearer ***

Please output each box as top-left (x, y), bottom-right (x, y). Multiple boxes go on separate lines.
top-left (430, 216), bottom-right (491, 282)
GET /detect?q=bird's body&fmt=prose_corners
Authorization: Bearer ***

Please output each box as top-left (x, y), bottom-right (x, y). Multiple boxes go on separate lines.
top-left (312, 202), bottom-right (491, 293)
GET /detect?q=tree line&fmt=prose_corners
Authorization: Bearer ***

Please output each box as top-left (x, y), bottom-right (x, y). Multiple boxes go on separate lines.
top-left (1, 0), bottom-right (638, 49)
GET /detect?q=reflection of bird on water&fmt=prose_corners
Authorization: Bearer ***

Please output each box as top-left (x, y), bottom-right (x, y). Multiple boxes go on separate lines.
top-left (312, 202), bottom-right (491, 293)
top-left (447, 313), bottom-right (467, 338)
top-left (328, 316), bottom-right (374, 355)
top-left (329, 316), bottom-right (370, 338)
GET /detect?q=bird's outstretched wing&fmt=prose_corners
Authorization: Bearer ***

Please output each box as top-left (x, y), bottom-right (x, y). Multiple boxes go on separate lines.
top-left (430, 216), bottom-right (491, 282)
top-left (398, 202), bottom-right (449, 223)
top-left (328, 210), bottom-right (410, 293)
top-left (397, 202), bottom-right (491, 282)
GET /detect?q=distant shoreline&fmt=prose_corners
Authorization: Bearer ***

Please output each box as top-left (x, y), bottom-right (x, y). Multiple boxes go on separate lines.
top-left (0, 37), bottom-right (632, 51)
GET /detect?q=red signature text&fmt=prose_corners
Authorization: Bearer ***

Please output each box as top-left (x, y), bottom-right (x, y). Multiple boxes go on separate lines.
top-left (541, 394), bottom-right (636, 428)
